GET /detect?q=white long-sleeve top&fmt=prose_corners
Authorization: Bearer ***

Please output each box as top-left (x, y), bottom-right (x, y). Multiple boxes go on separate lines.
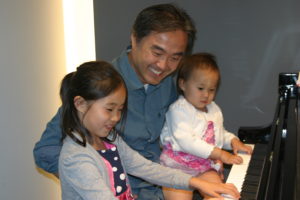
top-left (160, 96), bottom-right (237, 159)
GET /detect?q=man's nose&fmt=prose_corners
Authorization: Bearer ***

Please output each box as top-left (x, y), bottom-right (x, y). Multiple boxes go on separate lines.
top-left (156, 57), bottom-right (168, 70)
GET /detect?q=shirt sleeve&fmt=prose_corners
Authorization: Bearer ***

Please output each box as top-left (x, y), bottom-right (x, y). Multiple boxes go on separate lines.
top-left (60, 151), bottom-right (118, 200)
top-left (166, 103), bottom-right (215, 159)
top-left (214, 104), bottom-right (237, 150)
top-left (115, 137), bottom-right (192, 190)
top-left (222, 128), bottom-right (237, 150)
top-left (33, 107), bottom-right (63, 173)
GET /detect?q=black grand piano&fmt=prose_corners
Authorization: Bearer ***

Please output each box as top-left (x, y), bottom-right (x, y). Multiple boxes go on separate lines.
top-left (235, 72), bottom-right (300, 200)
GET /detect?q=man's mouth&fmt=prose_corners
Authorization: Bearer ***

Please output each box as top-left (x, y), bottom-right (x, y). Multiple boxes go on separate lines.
top-left (149, 67), bottom-right (162, 76)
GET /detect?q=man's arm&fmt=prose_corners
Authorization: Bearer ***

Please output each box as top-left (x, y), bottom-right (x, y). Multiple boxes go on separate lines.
top-left (33, 108), bottom-right (63, 174)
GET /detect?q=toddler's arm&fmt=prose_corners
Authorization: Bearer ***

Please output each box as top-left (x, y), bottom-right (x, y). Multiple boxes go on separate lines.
top-left (209, 147), bottom-right (243, 165)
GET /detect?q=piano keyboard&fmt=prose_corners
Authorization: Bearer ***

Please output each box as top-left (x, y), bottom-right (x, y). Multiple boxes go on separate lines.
top-left (224, 144), bottom-right (268, 200)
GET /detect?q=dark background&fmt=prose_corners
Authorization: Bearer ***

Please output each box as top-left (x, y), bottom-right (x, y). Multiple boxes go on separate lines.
top-left (93, 0), bottom-right (300, 134)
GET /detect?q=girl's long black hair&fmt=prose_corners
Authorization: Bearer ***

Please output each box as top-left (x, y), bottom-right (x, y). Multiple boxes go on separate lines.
top-left (60, 61), bottom-right (127, 146)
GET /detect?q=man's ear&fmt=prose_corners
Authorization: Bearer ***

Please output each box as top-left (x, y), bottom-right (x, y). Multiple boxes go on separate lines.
top-left (74, 96), bottom-right (88, 113)
top-left (130, 33), bottom-right (137, 48)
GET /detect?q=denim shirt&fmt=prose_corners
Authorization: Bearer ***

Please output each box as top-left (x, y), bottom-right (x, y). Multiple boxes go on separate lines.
top-left (33, 47), bottom-right (177, 193)
top-left (112, 48), bottom-right (177, 162)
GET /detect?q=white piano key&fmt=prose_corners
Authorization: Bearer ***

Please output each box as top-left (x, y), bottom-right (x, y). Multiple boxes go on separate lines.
top-left (224, 145), bottom-right (254, 200)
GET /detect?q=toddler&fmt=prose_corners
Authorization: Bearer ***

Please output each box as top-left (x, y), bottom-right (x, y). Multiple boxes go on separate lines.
top-left (160, 53), bottom-right (252, 200)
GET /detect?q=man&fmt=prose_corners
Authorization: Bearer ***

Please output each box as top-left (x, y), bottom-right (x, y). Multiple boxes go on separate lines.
top-left (34, 3), bottom-right (196, 199)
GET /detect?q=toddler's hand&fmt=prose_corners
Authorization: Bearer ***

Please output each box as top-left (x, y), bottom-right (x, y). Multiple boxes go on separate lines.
top-left (231, 138), bottom-right (253, 155)
top-left (220, 150), bottom-right (243, 165)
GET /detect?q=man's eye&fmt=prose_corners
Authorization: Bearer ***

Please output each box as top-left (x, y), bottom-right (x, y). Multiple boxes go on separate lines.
top-left (153, 52), bottom-right (162, 57)
top-left (170, 56), bottom-right (180, 62)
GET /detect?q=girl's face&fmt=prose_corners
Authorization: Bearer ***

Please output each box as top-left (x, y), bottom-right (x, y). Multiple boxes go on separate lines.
top-left (179, 67), bottom-right (219, 112)
top-left (77, 85), bottom-right (126, 141)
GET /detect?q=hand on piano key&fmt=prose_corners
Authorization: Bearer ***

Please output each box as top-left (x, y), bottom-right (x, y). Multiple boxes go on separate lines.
top-left (225, 144), bottom-right (268, 200)
top-left (210, 147), bottom-right (244, 165)
top-left (222, 193), bottom-right (239, 200)
top-left (220, 150), bottom-right (243, 165)
top-left (190, 177), bottom-right (240, 200)
top-left (231, 138), bottom-right (253, 155)
top-left (224, 152), bottom-right (251, 200)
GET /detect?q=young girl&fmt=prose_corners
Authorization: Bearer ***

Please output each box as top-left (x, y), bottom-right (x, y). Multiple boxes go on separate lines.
top-left (58, 61), bottom-right (240, 200)
top-left (160, 53), bottom-right (252, 200)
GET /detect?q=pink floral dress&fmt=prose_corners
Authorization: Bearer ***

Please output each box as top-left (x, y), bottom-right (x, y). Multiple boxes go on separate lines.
top-left (160, 121), bottom-right (219, 176)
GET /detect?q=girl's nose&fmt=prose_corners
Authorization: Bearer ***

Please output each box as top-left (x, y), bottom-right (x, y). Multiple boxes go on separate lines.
top-left (111, 112), bottom-right (121, 122)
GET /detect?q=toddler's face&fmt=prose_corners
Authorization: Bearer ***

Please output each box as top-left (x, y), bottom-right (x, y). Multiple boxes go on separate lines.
top-left (179, 68), bottom-right (219, 112)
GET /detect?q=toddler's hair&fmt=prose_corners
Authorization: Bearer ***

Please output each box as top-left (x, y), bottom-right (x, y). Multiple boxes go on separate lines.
top-left (60, 61), bottom-right (127, 146)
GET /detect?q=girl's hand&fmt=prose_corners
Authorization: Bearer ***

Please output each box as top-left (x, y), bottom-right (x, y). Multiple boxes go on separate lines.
top-left (231, 138), bottom-right (253, 155)
top-left (189, 177), bottom-right (240, 199)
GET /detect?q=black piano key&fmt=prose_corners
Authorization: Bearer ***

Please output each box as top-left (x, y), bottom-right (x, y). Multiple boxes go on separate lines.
top-left (247, 168), bottom-right (262, 175)
top-left (243, 179), bottom-right (259, 186)
top-left (237, 144), bottom-right (268, 199)
top-left (240, 190), bottom-right (257, 200)
top-left (242, 185), bottom-right (258, 193)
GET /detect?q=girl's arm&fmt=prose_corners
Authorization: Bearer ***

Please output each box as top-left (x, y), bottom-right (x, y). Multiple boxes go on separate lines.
top-left (60, 150), bottom-right (118, 200)
top-left (116, 136), bottom-right (240, 199)
top-left (189, 177), bottom-right (240, 199)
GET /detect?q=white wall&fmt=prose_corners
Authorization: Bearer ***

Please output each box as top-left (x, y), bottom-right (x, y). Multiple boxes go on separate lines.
top-left (0, 0), bottom-right (65, 199)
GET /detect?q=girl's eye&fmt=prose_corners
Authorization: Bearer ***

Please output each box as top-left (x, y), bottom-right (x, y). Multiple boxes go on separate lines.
top-left (106, 108), bottom-right (113, 112)
top-left (198, 87), bottom-right (204, 91)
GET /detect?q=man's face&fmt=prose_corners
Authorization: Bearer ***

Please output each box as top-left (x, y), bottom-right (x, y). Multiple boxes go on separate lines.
top-left (129, 30), bottom-right (188, 85)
